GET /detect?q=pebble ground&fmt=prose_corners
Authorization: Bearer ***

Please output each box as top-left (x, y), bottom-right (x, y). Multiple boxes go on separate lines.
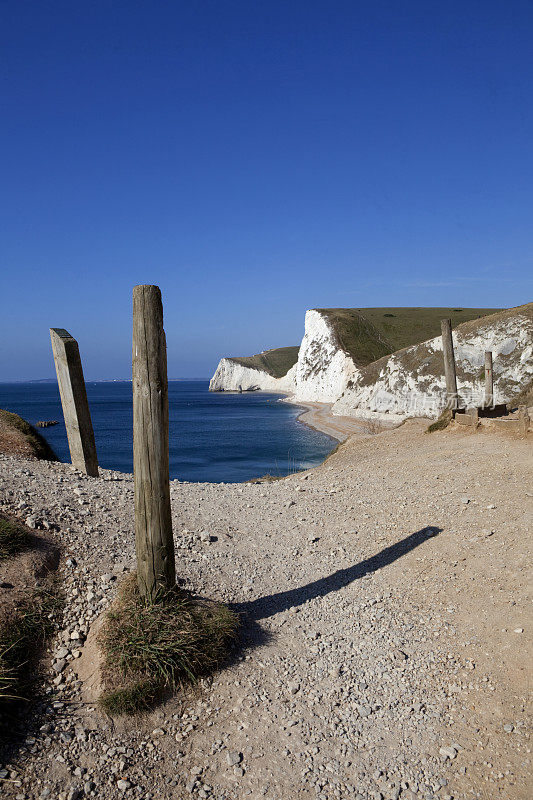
top-left (0, 420), bottom-right (531, 800)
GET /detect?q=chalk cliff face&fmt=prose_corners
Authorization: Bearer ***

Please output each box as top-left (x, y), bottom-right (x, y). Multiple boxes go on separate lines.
top-left (208, 358), bottom-right (296, 393)
top-left (209, 304), bottom-right (533, 420)
top-left (292, 310), bottom-right (358, 402)
top-left (332, 305), bottom-right (533, 421)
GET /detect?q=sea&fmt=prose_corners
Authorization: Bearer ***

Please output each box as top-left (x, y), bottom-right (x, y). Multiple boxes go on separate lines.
top-left (0, 381), bottom-right (336, 483)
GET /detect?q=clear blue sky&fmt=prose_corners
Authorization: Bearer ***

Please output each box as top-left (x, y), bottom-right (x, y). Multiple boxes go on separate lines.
top-left (1, 1), bottom-right (532, 380)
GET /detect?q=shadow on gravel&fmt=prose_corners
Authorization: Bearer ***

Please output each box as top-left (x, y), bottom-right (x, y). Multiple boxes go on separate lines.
top-left (235, 525), bottom-right (442, 621)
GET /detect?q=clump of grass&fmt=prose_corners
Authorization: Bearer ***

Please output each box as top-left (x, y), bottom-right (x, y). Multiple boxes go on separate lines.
top-left (250, 473), bottom-right (284, 483)
top-left (98, 575), bottom-right (239, 715)
top-left (426, 408), bottom-right (453, 433)
top-left (0, 587), bottom-right (61, 703)
top-left (0, 516), bottom-right (30, 561)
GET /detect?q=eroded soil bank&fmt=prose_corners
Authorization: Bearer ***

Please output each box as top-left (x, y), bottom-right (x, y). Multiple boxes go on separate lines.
top-left (0, 421), bottom-right (531, 800)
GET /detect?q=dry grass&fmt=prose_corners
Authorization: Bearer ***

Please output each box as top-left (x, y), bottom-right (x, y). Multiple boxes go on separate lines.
top-left (426, 408), bottom-right (453, 433)
top-left (0, 409), bottom-right (58, 461)
top-left (357, 417), bottom-right (384, 435)
top-left (0, 586), bottom-right (61, 703)
top-left (0, 516), bottom-right (30, 561)
top-left (98, 575), bottom-right (239, 715)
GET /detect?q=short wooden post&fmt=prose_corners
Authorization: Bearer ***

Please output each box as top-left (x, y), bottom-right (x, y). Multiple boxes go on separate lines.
top-left (50, 328), bottom-right (99, 477)
top-left (518, 405), bottom-right (529, 436)
top-left (132, 285), bottom-right (176, 600)
top-left (484, 351), bottom-right (493, 408)
top-left (441, 319), bottom-right (458, 410)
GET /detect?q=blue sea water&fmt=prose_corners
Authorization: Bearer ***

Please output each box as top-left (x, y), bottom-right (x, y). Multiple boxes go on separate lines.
top-left (0, 381), bottom-right (335, 483)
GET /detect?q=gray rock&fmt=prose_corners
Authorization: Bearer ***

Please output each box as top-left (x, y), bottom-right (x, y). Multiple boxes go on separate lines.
top-left (226, 751), bottom-right (242, 766)
top-left (439, 746), bottom-right (457, 760)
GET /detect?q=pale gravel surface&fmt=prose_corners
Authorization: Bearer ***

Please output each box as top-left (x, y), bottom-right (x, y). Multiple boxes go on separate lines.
top-left (0, 421), bottom-right (531, 800)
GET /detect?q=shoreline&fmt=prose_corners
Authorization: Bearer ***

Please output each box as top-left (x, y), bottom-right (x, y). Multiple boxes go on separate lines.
top-left (279, 394), bottom-right (372, 442)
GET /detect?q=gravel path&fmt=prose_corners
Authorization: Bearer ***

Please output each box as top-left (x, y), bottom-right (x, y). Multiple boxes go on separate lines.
top-left (0, 421), bottom-right (531, 800)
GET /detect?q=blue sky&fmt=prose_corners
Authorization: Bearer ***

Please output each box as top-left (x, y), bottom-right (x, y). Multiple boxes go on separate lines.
top-left (1, 0), bottom-right (532, 380)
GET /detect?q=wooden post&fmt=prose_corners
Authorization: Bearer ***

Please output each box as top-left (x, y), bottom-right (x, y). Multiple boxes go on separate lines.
top-left (132, 285), bottom-right (175, 600)
top-left (484, 351), bottom-right (493, 408)
top-left (441, 319), bottom-right (458, 410)
top-left (50, 328), bottom-right (99, 477)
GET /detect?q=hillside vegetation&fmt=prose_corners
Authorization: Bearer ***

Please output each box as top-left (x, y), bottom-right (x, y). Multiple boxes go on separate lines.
top-left (344, 303), bottom-right (533, 398)
top-left (231, 346), bottom-right (300, 378)
top-left (225, 308), bottom-right (500, 378)
top-left (318, 307), bottom-right (500, 366)
top-left (0, 410), bottom-right (58, 461)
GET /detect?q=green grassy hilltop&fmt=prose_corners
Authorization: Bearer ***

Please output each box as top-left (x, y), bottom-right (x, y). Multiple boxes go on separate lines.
top-left (225, 308), bottom-right (500, 377)
top-left (230, 346), bottom-right (300, 378)
top-left (317, 307), bottom-right (500, 366)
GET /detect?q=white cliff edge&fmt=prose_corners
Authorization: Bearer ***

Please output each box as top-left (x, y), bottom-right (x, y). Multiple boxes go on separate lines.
top-left (332, 308), bottom-right (533, 421)
top-left (210, 306), bottom-right (533, 421)
top-left (209, 358), bottom-right (296, 393)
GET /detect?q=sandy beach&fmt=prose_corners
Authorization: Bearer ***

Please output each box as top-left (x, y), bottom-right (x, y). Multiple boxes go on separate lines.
top-left (285, 397), bottom-right (387, 442)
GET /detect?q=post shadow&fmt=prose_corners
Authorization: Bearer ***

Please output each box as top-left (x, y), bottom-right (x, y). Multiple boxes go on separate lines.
top-left (233, 525), bottom-right (442, 621)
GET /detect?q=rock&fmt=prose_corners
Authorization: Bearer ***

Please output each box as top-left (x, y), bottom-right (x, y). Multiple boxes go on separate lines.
top-left (226, 751), bottom-right (242, 766)
top-left (439, 746), bottom-right (457, 760)
top-left (117, 780), bottom-right (131, 791)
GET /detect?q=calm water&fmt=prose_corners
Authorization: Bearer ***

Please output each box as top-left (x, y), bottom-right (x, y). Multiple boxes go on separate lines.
top-left (0, 381), bottom-right (335, 483)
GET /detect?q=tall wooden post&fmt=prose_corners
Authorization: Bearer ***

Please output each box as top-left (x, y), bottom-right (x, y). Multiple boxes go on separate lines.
top-left (132, 285), bottom-right (175, 600)
top-left (441, 319), bottom-right (458, 410)
top-left (50, 328), bottom-right (99, 477)
top-left (484, 351), bottom-right (493, 408)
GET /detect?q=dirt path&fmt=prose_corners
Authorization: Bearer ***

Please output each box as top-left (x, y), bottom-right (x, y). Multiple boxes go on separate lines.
top-left (0, 422), bottom-right (531, 800)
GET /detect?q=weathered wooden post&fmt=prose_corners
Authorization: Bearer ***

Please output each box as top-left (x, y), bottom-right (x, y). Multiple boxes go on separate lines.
top-left (441, 318), bottom-right (458, 410)
top-left (50, 328), bottom-right (99, 477)
top-left (484, 351), bottom-right (493, 408)
top-left (132, 285), bottom-right (176, 600)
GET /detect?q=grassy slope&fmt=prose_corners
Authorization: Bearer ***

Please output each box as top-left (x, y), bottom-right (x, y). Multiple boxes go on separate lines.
top-left (230, 346), bottom-right (300, 379)
top-left (0, 410), bottom-right (58, 461)
top-left (0, 514), bottom-right (61, 708)
top-left (318, 307), bottom-right (500, 366)
top-left (225, 309), bottom-right (500, 378)
top-left (355, 303), bottom-right (532, 390)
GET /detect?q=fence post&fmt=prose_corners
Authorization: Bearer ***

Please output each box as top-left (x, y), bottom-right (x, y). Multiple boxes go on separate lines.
top-left (49, 328), bottom-right (99, 477)
top-left (484, 351), bottom-right (493, 408)
top-left (132, 285), bottom-right (176, 600)
top-left (440, 319), bottom-right (458, 410)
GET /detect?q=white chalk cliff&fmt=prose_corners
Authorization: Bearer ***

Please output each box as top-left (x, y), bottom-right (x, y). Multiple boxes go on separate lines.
top-left (333, 306), bottom-right (533, 422)
top-left (210, 304), bottom-right (533, 420)
top-left (209, 358), bottom-right (296, 394)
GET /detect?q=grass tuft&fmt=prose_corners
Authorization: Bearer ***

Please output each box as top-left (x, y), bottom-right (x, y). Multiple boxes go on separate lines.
top-left (426, 408), bottom-right (453, 433)
top-left (98, 575), bottom-right (239, 715)
top-left (0, 587), bottom-right (61, 703)
top-left (0, 517), bottom-right (30, 561)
